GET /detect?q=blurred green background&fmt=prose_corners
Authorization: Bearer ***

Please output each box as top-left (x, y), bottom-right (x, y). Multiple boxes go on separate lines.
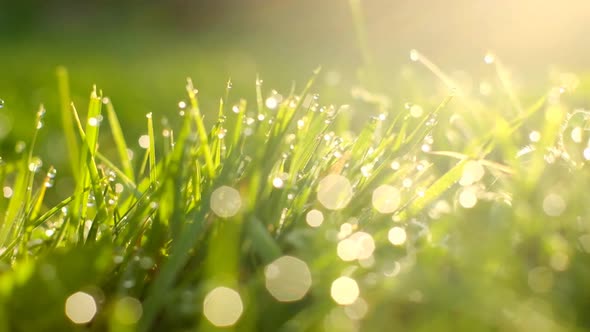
top-left (1, 0), bottom-right (590, 160)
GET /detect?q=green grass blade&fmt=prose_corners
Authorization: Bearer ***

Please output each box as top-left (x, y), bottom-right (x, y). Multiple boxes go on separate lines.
top-left (56, 66), bottom-right (79, 178)
top-left (105, 99), bottom-right (135, 182)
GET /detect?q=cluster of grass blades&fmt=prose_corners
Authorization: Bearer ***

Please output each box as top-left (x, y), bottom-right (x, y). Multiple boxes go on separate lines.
top-left (1, 53), bottom-right (590, 332)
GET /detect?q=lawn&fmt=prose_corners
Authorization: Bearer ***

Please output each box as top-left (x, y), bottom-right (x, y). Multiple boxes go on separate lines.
top-left (1, 2), bottom-right (590, 332)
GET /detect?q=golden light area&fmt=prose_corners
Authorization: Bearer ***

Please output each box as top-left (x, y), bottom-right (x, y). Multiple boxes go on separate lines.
top-left (331, 276), bottom-right (360, 305)
top-left (317, 174), bottom-right (353, 210)
top-left (113, 296), bottom-right (143, 325)
top-left (459, 161), bottom-right (485, 186)
top-left (543, 193), bottom-right (566, 217)
top-left (203, 286), bottom-right (244, 327)
top-left (264, 256), bottom-right (312, 302)
top-left (210, 186), bottom-right (242, 218)
top-left (64, 291), bottom-right (97, 324)
top-left (306, 209), bottom-right (324, 227)
top-left (388, 227), bottom-right (407, 246)
top-left (337, 231), bottom-right (375, 262)
top-left (371, 185), bottom-right (401, 214)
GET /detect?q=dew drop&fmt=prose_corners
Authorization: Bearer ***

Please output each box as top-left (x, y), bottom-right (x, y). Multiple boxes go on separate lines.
top-left (210, 186), bottom-right (242, 218)
top-left (305, 209), bottom-right (324, 227)
top-left (372, 185), bottom-right (401, 214)
top-left (402, 178), bottom-right (413, 188)
top-left (317, 174), bottom-right (354, 210)
top-left (28, 157), bottom-right (43, 173)
top-left (571, 127), bottom-right (583, 143)
top-left (331, 276), bottom-right (359, 305)
top-left (388, 226), bottom-right (407, 246)
top-left (459, 160), bottom-right (485, 186)
top-left (15, 141), bottom-right (26, 153)
top-left (217, 128), bottom-right (227, 139)
top-left (265, 96), bottom-right (279, 110)
top-left (3, 186), bottom-right (13, 198)
top-left (409, 104), bottom-right (423, 118)
top-left (0, 99), bottom-right (4, 109)
top-left (459, 188), bottom-right (478, 208)
top-left (265, 256), bottom-right (312, 302)
top-left (65, 292), bottom-right (97, 324)
top-left (543, 193), bottom-right (566, 217)
top-left (138, 135), bottom-right (150, 149)
top-left (45, 168), bottom-right (57, 188)
top-left (529, 131), bottom-right (541, 143)
top-left (203, 287), bottom-right (243, 327)
top-left (297, 119), bottom-right (305, 129)
top-left (87, 117), bottom-right (99, 127)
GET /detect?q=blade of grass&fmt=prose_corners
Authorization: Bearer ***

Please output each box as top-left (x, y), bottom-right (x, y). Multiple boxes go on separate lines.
top-left (105, 99), bottom-right (135, 182)
top-left (56, 66), bottom-right (79, 179)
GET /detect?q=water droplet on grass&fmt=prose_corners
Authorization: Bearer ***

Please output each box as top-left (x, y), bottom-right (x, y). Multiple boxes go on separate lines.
top-left (28, 157), bottom-right (43, 173)
top-left (571, 127), bottom-right (583, 143)
top-left (409, 104), bottom-right (423, 118)
top-left (265, 96), bottom-right (279, 110)
top-left (402, 178), bottom-right (413, 188)
top-left (210, 186), bottom-right (242, 218)
top-left (45, 168), bottom-right (57, 188)
top-left (459, 187), bottom-right (478, 208)
top-left (388, 226), bottom-right (407, 246)
top-left (529, 131), bottom-right (541, 142)
top-left (331, 276), bottom-right (359, 305)
top-left (15, 141), bottom-right (26, 153)
top-left (265, 256), bottom-right (312, 302)
top-left (138, 135), bottom-right (150, 149)
top-left (65, 292), bottom-right (97, 324)
top-left (459, 160), bottom-right (485, 186)
top-left (306, 209), bottom-right (324, 227)
top-left (372, 185), bottom-right (401, 214)
top-left (543, 193), bottom-right (566, 216)
top-left (88, 117), bottom-right (99, 127)
top-left (317, 174), bottom-right (353, 210)
top-left (3, 186), bottom-right (13, 198)
top-left (0, 99), bottom-right (4, 108)
top-left (203, 287), bottom-right (243, 327)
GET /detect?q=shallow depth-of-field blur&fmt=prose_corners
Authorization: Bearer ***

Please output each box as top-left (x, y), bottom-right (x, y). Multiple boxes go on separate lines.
top-left (1, 1), bottom-right (590, 331)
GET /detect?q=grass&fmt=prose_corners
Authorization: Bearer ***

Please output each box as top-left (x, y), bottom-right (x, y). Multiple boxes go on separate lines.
top-left (1, 43), bottom-right (590, 332)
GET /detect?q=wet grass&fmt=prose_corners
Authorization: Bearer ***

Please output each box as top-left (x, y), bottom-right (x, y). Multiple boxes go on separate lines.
top-left (1, 49), bottom-right (590, 331)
